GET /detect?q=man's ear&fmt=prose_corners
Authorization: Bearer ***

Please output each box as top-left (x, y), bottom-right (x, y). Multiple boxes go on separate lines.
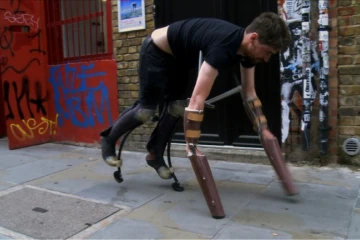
top-left (250, 33), bottom-right (258, 44)
top-left (250, 32), bottom-right (259, 45)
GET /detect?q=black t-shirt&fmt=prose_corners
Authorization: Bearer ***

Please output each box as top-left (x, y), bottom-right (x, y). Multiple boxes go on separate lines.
top-left (167, 18), bottom-right (255, 71)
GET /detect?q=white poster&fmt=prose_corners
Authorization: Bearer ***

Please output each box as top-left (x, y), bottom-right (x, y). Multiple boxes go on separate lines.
top-left (118, 0), bottom-right (146, 32)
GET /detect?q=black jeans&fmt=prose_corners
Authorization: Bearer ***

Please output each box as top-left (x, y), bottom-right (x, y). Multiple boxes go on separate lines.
top-left (138, 36), bottom-right (188, 109)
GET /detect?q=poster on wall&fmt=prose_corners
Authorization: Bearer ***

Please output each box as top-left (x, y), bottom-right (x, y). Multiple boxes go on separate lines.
top-left (118, 0), bottom-right (146, 32)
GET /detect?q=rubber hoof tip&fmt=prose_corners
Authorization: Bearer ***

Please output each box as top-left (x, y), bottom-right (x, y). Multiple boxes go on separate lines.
top-left (212, 215), bottom-right (226, 219)
top-left (172, 182), bottom-right (184, 192)
top-left (113, 170), bottom-right (123, 183)
top-left (286, 193), bottom-right (300, 202)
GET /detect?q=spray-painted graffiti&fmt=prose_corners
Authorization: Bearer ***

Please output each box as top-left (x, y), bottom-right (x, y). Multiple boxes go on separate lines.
top-left (3, 77), bottom-right (49, 120)
top-left (1, 0), bottom-right (52, 148)
top-left (49, 63), bottom-right (113, 128)
top-left (10, 114), bottom-right (58, 141)
top-left (4, 11), bottom-right (40, 31)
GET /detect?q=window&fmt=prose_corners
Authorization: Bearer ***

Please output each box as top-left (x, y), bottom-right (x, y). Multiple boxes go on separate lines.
top-left (45, 0), bottom-right (113, 64)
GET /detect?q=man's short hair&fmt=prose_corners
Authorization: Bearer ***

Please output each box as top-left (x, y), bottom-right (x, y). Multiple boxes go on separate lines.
top-left (246, 12), bottom-right (292, 52)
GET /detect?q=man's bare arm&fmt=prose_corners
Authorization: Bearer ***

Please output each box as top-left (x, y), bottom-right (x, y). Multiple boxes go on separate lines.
top-left (188, 61), bottom-right (219, 110)
top-left (240, 65), bottom-right (257, 100)
top-left (240, 65), bottom-right (273, 138)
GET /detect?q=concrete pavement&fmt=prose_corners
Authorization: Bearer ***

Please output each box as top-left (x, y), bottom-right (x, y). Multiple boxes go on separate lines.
top-left (0, 137), bottom-right (359, 239)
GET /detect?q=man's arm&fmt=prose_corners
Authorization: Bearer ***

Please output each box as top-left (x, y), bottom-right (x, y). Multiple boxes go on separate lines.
top-left (240, 65), bottom-right (274, 138)
top-left (188, 61), bottom-right (219, 110)
top-left (240, 65), bottom-right (257, 100)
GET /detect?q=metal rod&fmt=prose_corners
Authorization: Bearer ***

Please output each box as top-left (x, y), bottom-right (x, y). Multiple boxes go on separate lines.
top-left (205, 85), bottom-right (243, 105)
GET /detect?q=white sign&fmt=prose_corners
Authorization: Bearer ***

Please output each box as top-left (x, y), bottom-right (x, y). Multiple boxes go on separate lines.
top-left (118, 0), bottom-right (146, 33)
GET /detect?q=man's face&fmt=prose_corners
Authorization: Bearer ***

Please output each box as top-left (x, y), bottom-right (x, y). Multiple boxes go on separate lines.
top-left (246, 33), bottom-right (277, 64)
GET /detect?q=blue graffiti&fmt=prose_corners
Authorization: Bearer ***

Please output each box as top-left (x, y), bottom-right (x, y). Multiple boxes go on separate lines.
top-left (49, 63), bottom-right (113, 127)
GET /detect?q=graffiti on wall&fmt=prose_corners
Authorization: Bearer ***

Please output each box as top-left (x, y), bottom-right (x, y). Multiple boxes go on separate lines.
top-left (279, 0), bottom-right (319, 146)
top-left (4, 11), bottom-right (40, 31)
top-left (49, 63), bottom-right (113, 128)
top-left (48, 60), bottom-right (118, 143)
top-left (0, 0), bottom-right (53, 148)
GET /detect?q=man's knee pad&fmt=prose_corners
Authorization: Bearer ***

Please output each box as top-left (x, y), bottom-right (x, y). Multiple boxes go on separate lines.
top-left (134, 107), bottom-right (156, 123)
top-left (167, 100), bottom-right (187, 118)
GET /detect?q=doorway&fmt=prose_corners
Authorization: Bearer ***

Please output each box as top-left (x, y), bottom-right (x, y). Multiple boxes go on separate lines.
top-left (154, 0), bottom-right (281, 148)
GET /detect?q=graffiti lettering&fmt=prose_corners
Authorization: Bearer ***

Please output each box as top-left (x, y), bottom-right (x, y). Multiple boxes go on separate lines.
top-left (0, 27), bottom-right (14, 56)
top-left (28, 30), bottom-right (46, 54)
top-left (3, 77), bottom-right (49, 120)
top-left (10, 114), bottom-right (58, 141)
top-left (49, 63), bottom-right (113, 127)
top-left (4, 11), bottom-right (40, 31)
top-left (3, 81), bottom-right (14, 120)
top-left (10, 0), bottom-right (25, 14)
top-left (1, 58), bottom-right (40, 76)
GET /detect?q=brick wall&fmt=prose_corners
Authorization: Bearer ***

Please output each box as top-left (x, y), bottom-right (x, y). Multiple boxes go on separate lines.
top-left (338, 0), bottom-right (360, 165)
top-left (111, 0), bottom-right (156, 152)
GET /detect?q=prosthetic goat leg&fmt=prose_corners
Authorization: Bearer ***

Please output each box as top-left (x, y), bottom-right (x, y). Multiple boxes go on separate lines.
top-left (239, 89), bottom-right (297, 196)
top-left (184, 108), bottom-right (225, 219)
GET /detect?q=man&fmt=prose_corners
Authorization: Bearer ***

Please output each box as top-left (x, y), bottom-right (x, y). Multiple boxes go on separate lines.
top-left (100, 12), bottom-right (291, 180)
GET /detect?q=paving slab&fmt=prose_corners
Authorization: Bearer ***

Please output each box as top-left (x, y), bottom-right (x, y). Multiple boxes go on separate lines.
top-left (214, 223), bottom-right (292, 239)
top-left (0, 187), bottom-right (120, 239)
top-left (348, 208), bottom-right (360, 239)
top-left (0, 160), bottom-right (70, 184)
top-left (290, 165), bottom-right (360, 189)
top-left (75, 167), bottom-right (194, 208)
top-left (126, 179), bottom-right (265, 236)
top-left (27, 156), bottom-right (193, 198)
top-left (86, 217), bottom-right (209, 239)
top-left (0, 154), bottom-right (93, 184)
top-left (0, 153), bottom-right (39, 170)
top-left (232, 180), bottom-right (359, 239)
top-left (5, 143), bottom-right (80, 159)
top-left (26, 162), bottom-right (113, 195)
top-left (0, 234), bottom-right (12, 239)
top-left (0, 181), bottom-right (16, 191)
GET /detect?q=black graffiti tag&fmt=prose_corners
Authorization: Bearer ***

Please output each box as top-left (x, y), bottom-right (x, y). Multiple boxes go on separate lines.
top-left (3, 81), bottom-right (14, 120)
top-left (10, 0), bottom-right (25, 14)
top-left (30, 81), bottom-right (49, 115)
top-left (28, 30), bottom-right (46, 54)
top-left (3, 76), bottom-right (49, 120)
top-left (0, 27), bottom-right (14, 57)
top-left (1, 58), bottom-right (41, 76)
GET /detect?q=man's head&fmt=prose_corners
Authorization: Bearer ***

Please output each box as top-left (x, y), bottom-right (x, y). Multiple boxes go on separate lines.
top-left (241, 12), bottom-right (291, 64)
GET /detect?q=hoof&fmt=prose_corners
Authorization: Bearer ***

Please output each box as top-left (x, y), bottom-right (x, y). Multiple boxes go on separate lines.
top-left (157, 166), bottom-right (172, 179)
top-left (105, 156), bottom-right (122, 168)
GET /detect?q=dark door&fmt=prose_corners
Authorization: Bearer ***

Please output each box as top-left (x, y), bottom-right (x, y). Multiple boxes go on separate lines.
top-left (154, 0), bottom-right (281, 148)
